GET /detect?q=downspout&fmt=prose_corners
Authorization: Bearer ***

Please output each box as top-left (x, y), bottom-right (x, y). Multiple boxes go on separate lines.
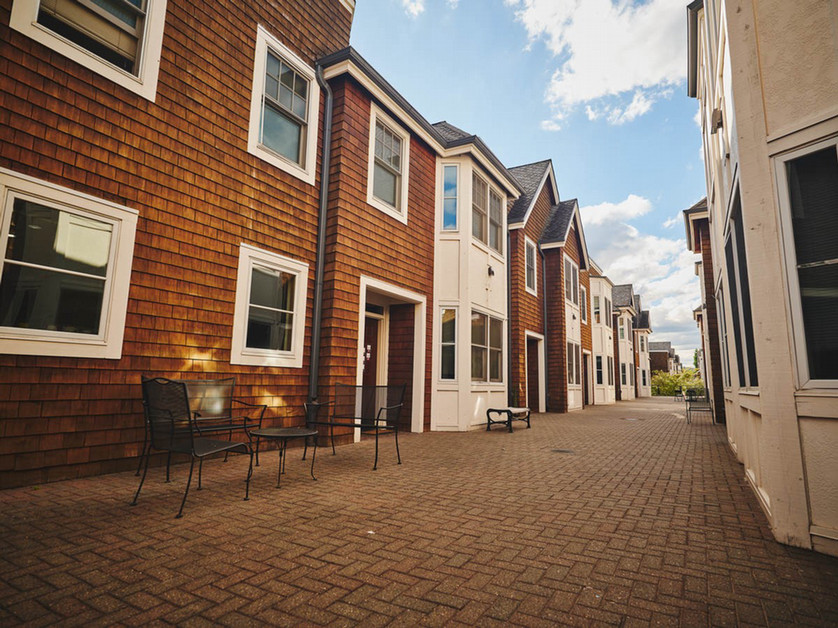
top-left (506, 229), bottom-right (513, 406)
top-left (539, 245), bottom-right (549, 412)
top-left (308, 65), bottom-right (334, 410)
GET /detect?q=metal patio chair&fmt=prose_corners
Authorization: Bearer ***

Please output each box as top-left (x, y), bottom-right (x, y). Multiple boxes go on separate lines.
top-left (132, 377), bottom-right (254, 518)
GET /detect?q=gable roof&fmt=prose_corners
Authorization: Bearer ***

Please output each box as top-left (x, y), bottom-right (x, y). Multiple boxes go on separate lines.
top-left (507, 160), bottom-right (556, 226)
top-left (612, 284), bottom-right (635, 308)
top-left (433, 121), bottom-right (470, 143)
top-left (318, 47), bottom-right (522, 196)
top-left (539, 199), bottom-right (591, 269)
top-left (635, 310), bottom-right (651, 330)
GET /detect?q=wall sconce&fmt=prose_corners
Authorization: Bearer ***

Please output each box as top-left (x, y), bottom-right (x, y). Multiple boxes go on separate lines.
top-left (488, 266), bottom-right (495, 276)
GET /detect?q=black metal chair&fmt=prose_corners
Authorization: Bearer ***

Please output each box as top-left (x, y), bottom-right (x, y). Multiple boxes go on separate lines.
top-left (684, 389), bottom-right (713, 424)
top-left (132, 376), bottom-right (254, 518)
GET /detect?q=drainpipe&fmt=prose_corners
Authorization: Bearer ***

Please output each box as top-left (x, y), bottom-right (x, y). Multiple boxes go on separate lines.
top-left (308, 65), bottom-right (334, 409)
top-left (539, 245), bottom-right (549, 412)
top-left (506, 229), bottom-right (513, 406)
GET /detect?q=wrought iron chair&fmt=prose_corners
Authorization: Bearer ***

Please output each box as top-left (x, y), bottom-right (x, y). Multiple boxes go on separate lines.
top-left (132, 376), bottom-right (254, 518)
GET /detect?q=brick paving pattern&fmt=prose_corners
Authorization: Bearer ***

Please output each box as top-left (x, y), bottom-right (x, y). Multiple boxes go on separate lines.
top-left (2, 397), bottom-right (837, 626)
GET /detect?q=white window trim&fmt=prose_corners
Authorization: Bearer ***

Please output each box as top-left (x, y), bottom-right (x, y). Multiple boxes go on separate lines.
top-left (10, 0), bottom-right (167, 101)
top-left (366, 103), bottom-right (410, 224)
top-left (247, 26), bottom-right (320, 186)
top-left (0, 168), bottom-right (138, 359)
top-left (580, 286), bottom-right (588, 323)
top-left (775, 136), bottom-right (838, 389)
top-left (470, 307), bottom-right (504, 385)
top-left (441, 163), bottom-right (458, 232)
top-left (230, 244), bottom-right (308, 368)
top-left (439, 306), bottom-right (457, 382)
top-left (524, 237), bottom-right (537, 296)
top-left (564, 257), bottom-right (579, 306)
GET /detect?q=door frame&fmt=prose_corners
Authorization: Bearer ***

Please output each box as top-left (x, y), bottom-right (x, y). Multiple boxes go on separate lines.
top-left (357, 276), bottom-right (426, 434)
top-left (525, 331), bottom-right (546, 413)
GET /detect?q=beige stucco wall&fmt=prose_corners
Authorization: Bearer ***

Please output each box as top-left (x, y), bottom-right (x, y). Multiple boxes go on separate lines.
top-left (693, 0), bottom-right (838, 555)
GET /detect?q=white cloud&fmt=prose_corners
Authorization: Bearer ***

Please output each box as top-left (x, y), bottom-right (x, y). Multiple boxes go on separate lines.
top-left (580, 194), bottom-right (652, 226)
top-left (402, 0), bottom-right (425, 17)
top-left (662, 214), bottom-right (681, 229)
top-left (447, 0), bottom-right (459, 7)
top-left (507, 0), bottom-right (685, 126)
top-left (581, 196), bottom-right (702, 361)
top-left (540, 119), bottom-right (562, 132)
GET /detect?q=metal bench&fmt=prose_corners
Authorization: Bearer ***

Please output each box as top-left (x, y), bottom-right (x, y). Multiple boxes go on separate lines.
top-left (486, 407), bottom-right (531, 432)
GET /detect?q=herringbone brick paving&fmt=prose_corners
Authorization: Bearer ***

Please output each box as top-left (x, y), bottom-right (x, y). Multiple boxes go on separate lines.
top-left (1, 397), bottom-right (837, 626)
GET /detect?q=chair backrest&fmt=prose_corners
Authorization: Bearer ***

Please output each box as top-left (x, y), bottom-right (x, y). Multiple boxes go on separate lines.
top-left (181, 378), bottom-right (235, 419)
top-left (141, 377), bottom-right (194, 451)
top-left (333, 383), bottom-right (406, 424)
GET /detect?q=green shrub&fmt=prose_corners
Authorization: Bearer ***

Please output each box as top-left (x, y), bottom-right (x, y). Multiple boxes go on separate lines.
top-left (651, 368), bottom-right (705, 396)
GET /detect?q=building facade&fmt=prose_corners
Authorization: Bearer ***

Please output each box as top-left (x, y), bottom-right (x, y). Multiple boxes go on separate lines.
top-left (687, 0), bottom-right (838, 555)
top-left (589, 260), bottom-right (616, 405)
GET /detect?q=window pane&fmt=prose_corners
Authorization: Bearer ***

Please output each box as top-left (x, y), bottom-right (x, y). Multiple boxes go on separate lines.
top-left (798, 264), bottom-right (838, 379)
top-left (443, 165), bottom-right (457, 230)
top-left (471, 346), bottom-right (486, 380)
top-left (441, 308), bottom-right (456, 343)
top-left (490, 348), bottom-right (502, 382)
top-left (263, 104), bottom-right (302, 163)
top-left (373, 162), bottom-right (398, 207)
top-left (787, 146), bottom-right (838, 266)
top-left (471, 312), bottom-right (486, 345)
top-left (444, 165), bottom-right (457, 196)
top-left (443, 199), bottom-right (457, 230)
top-left (472, 206), bottom-right (485, 241)
top-left (489, 318), bottom-right (502, 349)
top-left (7, 200), bottom-right (112, 277)
top-left (246, 308), bottom-right (293, 351)
top-left (250, 266), bottom-right (295, 311)
top-left (567, 343), bottom-right (573, 384)
top-left (472, 174), bottom-right (487, 243)
top-left (596, 356), bottom-right (603, 384)
top-left (0, 263), bottom-right (105, 334)
top-left (441, 345), bottom-right (455, 379)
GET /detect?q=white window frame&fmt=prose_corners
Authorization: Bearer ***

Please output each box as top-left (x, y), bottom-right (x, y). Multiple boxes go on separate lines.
top-left (567, 341), bottom-right (581, 387)
top-left (595, 355), bottom-right (603, 385)
top-left (580, 286), bottom-right (587, 323)
top-left (524, 237), bottom-right (537, 296)
top-left (367, 104), bottom-right (410, 224)
top-left (0, 168), bottom-right (137, 359)
top-left (230, 244), bottom-right (308, 368)
top-left (607, 356), bottom-right (614, 386)
top-left (471, 309), bottom-right (503, 384)
top-left (593, 295), bottom-right (600, 324)
top-left (441, 163), bottom-right (458, 232)
top-left (439, 306), bottom-right (457, 381)
top-left (471, 171), bottom-right (503, 255)
top-left (564, 257), bottom-right (579, 305)
top-left (247, 26), bottom-right (320, 186)
top-left (774, 137), bottom-right (838, 388)
top-left (621, 363), bottom-right (627, 386)
top-left (10, 0), bottom-right (167, 101)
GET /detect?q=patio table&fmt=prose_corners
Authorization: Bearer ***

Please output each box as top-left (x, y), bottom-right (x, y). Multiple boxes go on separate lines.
top-left (251, 427), bottom-right (317, 488)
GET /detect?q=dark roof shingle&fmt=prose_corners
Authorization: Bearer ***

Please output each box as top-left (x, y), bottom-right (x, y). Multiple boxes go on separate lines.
top-left (541, 199), bottom-right (577, 245)
top-left (612, 284), bottom-right (634, 308)
top-left (507, 160), bottom-right (552, 224)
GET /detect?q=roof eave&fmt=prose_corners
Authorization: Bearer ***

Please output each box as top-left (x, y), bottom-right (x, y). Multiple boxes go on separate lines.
top-left (687, 0), bottom-right (704, 98)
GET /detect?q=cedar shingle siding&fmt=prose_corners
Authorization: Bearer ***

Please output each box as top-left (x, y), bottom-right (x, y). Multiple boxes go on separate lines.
top-left (0, 0), bottom-right (352, 487)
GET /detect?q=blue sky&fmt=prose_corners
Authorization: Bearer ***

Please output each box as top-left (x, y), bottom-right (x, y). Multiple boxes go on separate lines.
top-left (351, 0), bottom-right (707, 363)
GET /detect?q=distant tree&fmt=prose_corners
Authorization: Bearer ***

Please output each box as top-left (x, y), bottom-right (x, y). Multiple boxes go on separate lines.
top-left (694, 349), bottom-right (699, 369)
top-left (651, 368), bottom-right (704, 396)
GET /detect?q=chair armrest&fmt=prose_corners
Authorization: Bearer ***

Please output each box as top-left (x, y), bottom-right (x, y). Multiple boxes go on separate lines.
top-left (232, 399), bottom-right (267, 418)
top-left (375, 402), bottom-right (404, 424)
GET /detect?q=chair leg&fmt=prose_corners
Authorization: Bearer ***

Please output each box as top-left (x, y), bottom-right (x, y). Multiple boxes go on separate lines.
top-left (131, 446), bottom-right (151, 506)
top-left (166, 451), bottom-right (172, 482)
top-left (330, 424), bottom-right (336, 455)
top-left (373, 425), bottom-right (379, 471)
top-left (394, 426), bottom-right (401, 465)
top-left (244, 448), bottom-right (253, 501)
top-left (176, 458), bottom-right (196, 519)
top-left (255, 436), bottom-right (261, 467)
top-left (198, 458), bottom-right (203, 490)
top-left (309, 435), bottom-right (317, 481)
top-left (135, 428), bottom-right (148, 476)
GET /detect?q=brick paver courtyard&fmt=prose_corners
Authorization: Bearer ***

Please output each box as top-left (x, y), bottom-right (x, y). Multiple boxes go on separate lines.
top-left (2, 397), bottom-right (837, 626)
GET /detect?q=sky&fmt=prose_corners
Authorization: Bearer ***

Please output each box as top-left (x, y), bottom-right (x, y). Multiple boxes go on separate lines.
top-left (350, 0), bottom-right (707, 364)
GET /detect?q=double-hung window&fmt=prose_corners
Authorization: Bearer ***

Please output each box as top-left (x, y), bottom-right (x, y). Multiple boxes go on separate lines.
top-left (442, 165), bottom-right (458, 231)
top-left (595, 355), bottom-right (603, 385)
top-left (471, 311), bottom-right (502, 383)
top-left (525, 238), bottom-right (537, 295)
top-left (367, 106), bottom-right (409, 223)
top-left (580, 286), bottom-right (587, 323)
top-left (593, 295), bottom-right (600, 324)
top-left (248, 27), bottom-right (319, 184)
top-left (716, 284), bottom-right (732, 387)
top-left (440, 308), bottom-right (456, 380)
top-left (564, 257), bottom-right (579, 305)
top-left (724, 188), bottom-right (758, 388)
top-left (605, 297), bottom-right (612, 328)
top-left (776, 139), bottom-right (838, 385)
top-left (567, 342), bottom-right (581, 386)
top-left (472, 173), bottom-right (503, 253)
top-left (619, 320), bottom-right (625, 340)
top-left (607, 356), bottom-right (614, 385)
top-left (10, 0), bottom-right (167, 100)
top-left (621, 363), bottom-right (627, 386)
top-left (0, 169), bottom-right (137, 358)
top-left (231, 244), bottom-right (308, 368)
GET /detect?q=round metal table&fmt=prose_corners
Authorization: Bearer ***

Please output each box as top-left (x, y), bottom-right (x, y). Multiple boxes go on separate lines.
top-left (250, 427), bottom-right (318, 488)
